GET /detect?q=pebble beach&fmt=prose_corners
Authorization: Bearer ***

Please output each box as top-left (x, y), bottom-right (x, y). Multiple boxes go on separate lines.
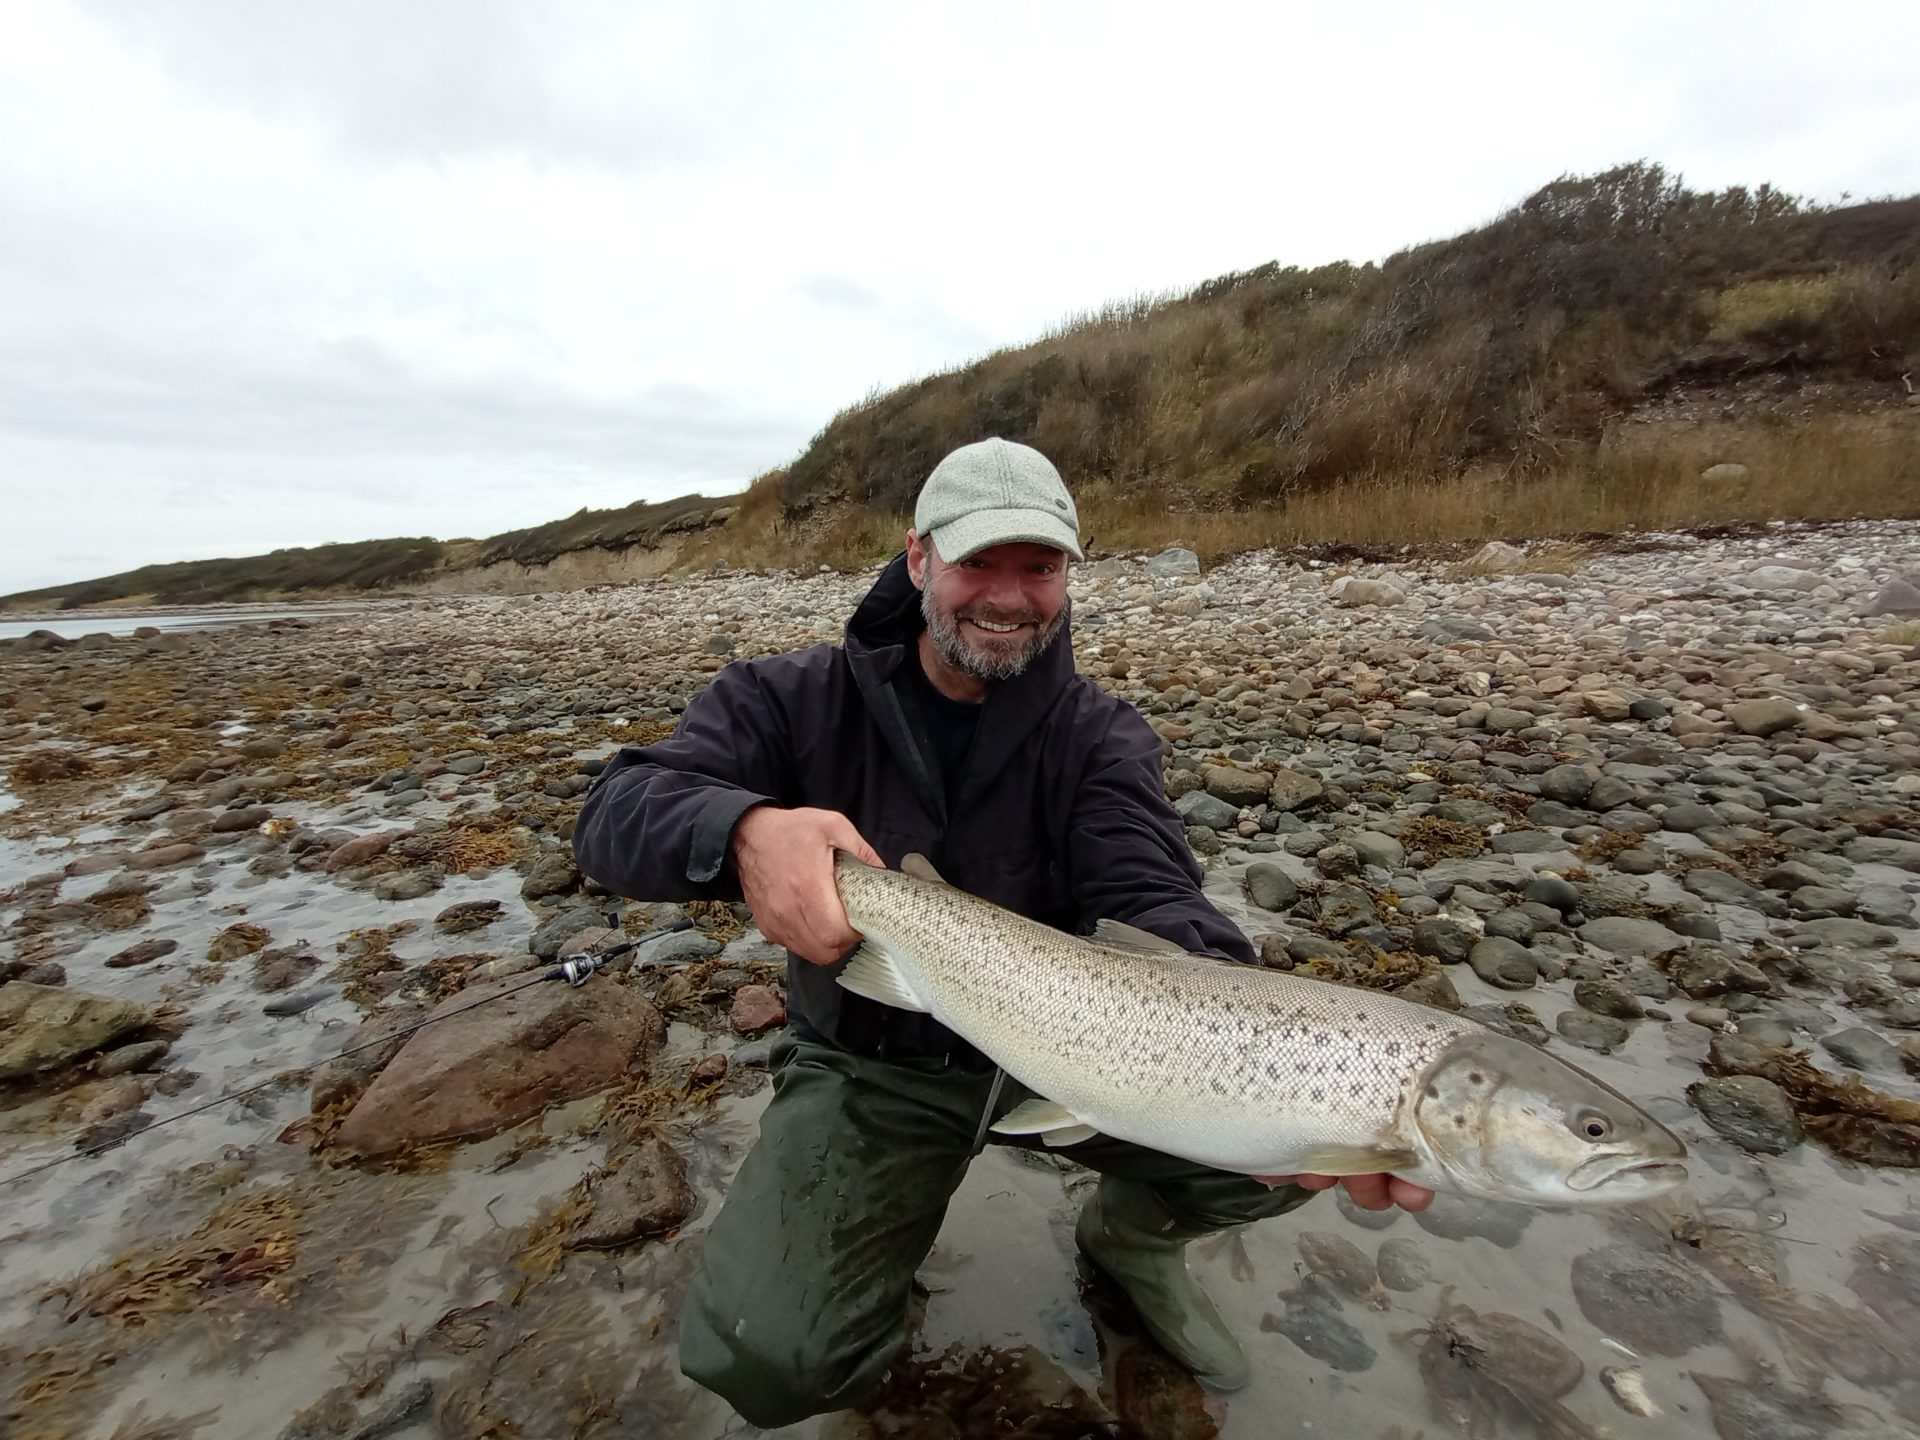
top-left (4, 519), bottom-right (1920, 1440)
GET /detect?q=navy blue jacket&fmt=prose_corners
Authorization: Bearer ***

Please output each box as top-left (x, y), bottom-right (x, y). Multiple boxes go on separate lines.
top-left (571, 552), bottom-right (1255, 1064)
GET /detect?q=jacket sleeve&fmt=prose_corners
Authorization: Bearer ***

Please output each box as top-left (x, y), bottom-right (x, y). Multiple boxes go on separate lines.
top-left (572, 661), bottom-right (794, 902)
top-left (1064, 705), bottom-right (1258, 965)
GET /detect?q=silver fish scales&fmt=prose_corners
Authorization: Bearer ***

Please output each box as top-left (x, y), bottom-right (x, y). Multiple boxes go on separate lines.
top-left (834, 855), bottom-right (1687, 1206)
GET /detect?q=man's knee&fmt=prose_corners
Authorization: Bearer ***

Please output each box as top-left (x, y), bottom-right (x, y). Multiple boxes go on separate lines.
top-left (678, 1287), bottom-right (900, 1428)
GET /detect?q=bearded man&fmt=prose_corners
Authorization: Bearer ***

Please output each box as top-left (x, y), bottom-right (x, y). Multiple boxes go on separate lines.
top-left (572, 437), bottom-right (1429, 1428)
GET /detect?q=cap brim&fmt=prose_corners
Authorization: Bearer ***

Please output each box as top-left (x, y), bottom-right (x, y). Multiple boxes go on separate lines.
top-left (928, 508), bottom-right (1083, 564)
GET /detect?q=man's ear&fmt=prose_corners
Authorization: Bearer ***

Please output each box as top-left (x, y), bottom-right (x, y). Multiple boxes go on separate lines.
top-left (906, 530), bottom-right (930, 590)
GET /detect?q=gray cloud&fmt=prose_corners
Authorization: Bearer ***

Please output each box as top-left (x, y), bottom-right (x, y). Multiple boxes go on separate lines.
top-left (3, 0), bottom-right (1917, 595)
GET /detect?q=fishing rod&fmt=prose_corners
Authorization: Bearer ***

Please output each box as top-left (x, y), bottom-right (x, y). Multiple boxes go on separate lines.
top-left (0, 939), bottom-right (642, 1191)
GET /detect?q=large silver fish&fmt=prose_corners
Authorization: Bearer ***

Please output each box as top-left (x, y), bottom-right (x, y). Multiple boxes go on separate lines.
top-left (834, 855), bottom-right (1687, 1206)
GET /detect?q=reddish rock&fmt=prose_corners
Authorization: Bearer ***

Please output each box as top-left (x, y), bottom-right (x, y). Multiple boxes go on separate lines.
top-left (689, 1052), bottom-right (729, 1085)
top-left (124, 843), bottom-right (205, 872)
top-left (324, 832), bottom-right (396, 872)
top-left (333, 977), bottom-right (664, 1156)
top-left (730, 984), bottom-right (787, 1035)
top-left (106, 938), bottom-right (178, 969)
top-left (64, 852), bottom-right (130, 877)
top-left (569, 1134), bottom-right (697, 1248)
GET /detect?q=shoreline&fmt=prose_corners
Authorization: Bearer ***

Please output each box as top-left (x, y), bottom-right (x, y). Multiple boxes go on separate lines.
top-left (3, 519), bottom-right (1919, 1439)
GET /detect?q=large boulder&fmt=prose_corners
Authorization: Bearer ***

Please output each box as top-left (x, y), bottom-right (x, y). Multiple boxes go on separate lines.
top-left (0, 983), bottom-right (154, 1078)
top-left (333, 976), bottom-right (664, 1156)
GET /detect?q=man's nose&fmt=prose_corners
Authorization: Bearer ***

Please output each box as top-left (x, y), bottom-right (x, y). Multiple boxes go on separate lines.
top-left (983, 570), bottom-right (1030, 611)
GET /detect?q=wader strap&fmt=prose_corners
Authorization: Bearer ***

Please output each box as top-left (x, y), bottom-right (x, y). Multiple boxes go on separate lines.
top-left (969, 1067), bottom-right (1007, 1155)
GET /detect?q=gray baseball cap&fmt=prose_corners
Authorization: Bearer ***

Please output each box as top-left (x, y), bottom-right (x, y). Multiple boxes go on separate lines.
top-left (913, 438), bottom-right (1083, 563)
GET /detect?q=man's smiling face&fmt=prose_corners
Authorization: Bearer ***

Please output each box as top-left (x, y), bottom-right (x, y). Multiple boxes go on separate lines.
top-left (907, 534), bottom-right (1069, 688)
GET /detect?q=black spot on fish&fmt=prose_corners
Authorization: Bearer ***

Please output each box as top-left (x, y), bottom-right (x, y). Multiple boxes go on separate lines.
top-left (1311, 1089), bottom-right (1325, 1102)
top-left (1424, 1083), bottom-right (1438, 1098)
top-left (1469, 1072), bottom-right (1484, 1085)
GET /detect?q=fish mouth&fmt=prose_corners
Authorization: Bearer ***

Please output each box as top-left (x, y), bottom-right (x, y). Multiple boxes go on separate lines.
top-left (1568, 1156), bottom-right (1689, 1192)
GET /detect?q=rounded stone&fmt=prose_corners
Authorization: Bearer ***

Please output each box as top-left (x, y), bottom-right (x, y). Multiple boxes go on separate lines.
top-left (1687, 1075), bottom-right (1804, 1155)
top-left (1469, 937), bottom-right (1538, 990)
top-left (1556, 1010), bottom-right (1631, 1053)
top-left (1245, 862), bottom-right (1300, 913)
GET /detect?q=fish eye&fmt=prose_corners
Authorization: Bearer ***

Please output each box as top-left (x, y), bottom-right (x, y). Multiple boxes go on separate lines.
top-left (1573, 1109), bottom-right (1613, 1142)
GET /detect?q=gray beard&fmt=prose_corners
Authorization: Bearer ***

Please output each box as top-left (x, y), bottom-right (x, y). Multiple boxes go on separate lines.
top-left (920, 588), bottom-right (1065, 683)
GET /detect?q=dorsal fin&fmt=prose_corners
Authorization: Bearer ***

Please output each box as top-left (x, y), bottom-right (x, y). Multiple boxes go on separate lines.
top-left (901, 853), bottom-right (948, 884)
top-left (1089, 918), bottom-right (1189, 955)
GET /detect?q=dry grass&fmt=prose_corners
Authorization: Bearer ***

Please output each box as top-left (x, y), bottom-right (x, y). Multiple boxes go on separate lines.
top-left (1701, 273), bottom-right (1847, 343)
top-left (1070, 412), bottom-right (1916, 562)
top-left (1881, 621), bottom-right (1920, 645)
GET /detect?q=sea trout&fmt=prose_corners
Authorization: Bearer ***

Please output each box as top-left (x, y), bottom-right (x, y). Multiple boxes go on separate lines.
top-left (834, 855), bottom-right (1687, 1206)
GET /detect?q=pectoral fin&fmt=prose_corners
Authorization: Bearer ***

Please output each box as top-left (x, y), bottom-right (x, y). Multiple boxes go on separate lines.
top-left (1280, 1143), bottom-right (1421, 1177)
top-left (1089, 918), bottom-right (1189, 955)
top-left (990, 1098), bottom-right (1101, 1147)
top-left (836, 940), bottom-right (930, 1013)
top-left (901, 853), bottom-right (948, 884)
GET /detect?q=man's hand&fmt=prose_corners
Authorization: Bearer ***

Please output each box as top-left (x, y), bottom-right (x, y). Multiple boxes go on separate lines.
top-left (1256, 1172), bottom-right (1435, 1212)
top-left (731, 806), bottom-right (884, 965)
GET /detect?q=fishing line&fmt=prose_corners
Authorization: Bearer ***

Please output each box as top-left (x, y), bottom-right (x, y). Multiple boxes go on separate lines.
top-left (0, 940), bottom-right (640, 1190)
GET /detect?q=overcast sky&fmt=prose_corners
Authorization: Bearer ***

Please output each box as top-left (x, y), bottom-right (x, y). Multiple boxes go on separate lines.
top-left (3, 1), bottom-right (1917, 594)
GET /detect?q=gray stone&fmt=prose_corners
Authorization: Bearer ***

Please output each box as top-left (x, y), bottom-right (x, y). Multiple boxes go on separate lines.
top-left (1687, 1075), bottom-right (1803, 1155)
top-left (1268, 768), bottom-right (1326, 812)
top-left (1318, 884), bottom-right (1378, 935)
top-left (373, 871), bottom-right (442, 902)
top-left (1244, 862), bottom-right (1299, 913)
top-left (1573, 978), bottom-right (1645, 1020)
top-left (1525, 874), bottom-right (1580, 913)
top-left (1843, 836), bottom-right (1920, 873)
top-left (1349, 832), bottom-right (1405, 870)
top-left (1556, 1010), bottom-right (1631, 1053)
top-left (1614, 847), bottom-right (1664, 875)
top-left (1375, 1237), bottom-right (1431, 1292)
top-left (1175, 791), bottom-right (1240, 830)
top-left (1333, 578), bottom-right (1406, 608)
top-left (1469, 937), bottom-right (1538, 989)
top-left (1483, 908), bottom-right (1538, 943)
top-left (1539, 765), bottom-right (1595, 805)
top-left (1820, 1027), bottom-right (1903, 1076)
top-left (520, 851), bottom-right (583, 900)
top-left (1418, 617), bottom-right (1494, 643)
top-left (1584, 776), bottom-right (1636, 811)
top-left (1791, 917), bottom-right (1901, 949)
top-left (635, 928), bottom-right (724, 967)
top-left (1315, 844), bottom-right (1362, 880)
top-left (1860, 578), bottom-right (1920, 617)
top-left (1579, 916), bottom-right (1684, 957)
top-left (1667, 946), bottom-right (1773, 999)
top-left (1412, 918), bottom-right (1475, 965)
top-left (530, 907), bottom-right (608, 960)
top-left (1659, 803), bottom-right (1721, 834)
top-left (1483, 708), bottom-right (1531, 734)
top-left (1490, 831), bottom-right (1570, 854)
top-left (1145, 546), bottom-right (1201, 577)
top-left (96, 1040), bottom-right (171, 1078)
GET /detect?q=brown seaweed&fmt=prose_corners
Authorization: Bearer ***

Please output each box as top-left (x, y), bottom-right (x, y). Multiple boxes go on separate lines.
top-left (1705, 1039), bottom-right (1920, 1167)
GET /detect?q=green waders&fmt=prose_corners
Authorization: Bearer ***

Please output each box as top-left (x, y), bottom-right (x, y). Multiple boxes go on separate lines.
top-left (677, 1037), bottom-right (1313, 1429)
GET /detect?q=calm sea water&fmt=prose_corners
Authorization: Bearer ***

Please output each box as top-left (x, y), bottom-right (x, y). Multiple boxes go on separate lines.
top-left (0, 606), bottom-right (366, 641)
